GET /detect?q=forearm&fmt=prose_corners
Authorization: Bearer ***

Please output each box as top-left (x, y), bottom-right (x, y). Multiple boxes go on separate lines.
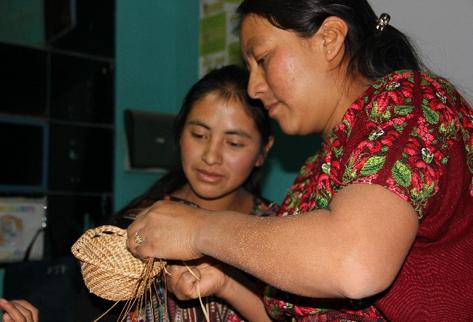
top-left (195, 210), bottom-right (341, 297)
top-left (194, 184), bottom-right (417, 299)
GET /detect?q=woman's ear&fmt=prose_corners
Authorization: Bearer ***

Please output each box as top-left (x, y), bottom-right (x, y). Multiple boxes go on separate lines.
top-left (255, 136), bottom-right (274, 167)
top-left (319, 16), bottom-right (348, 62)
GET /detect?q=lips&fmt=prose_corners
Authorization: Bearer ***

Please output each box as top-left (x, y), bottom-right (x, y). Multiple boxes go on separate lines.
top-left (265, 101), bottom-right (279, 117)
top-left (196, 169), bottom-right (224, 183)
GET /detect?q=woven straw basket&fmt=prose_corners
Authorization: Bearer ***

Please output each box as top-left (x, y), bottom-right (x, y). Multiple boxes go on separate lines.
top-left (71, 225), bottom-right (165, 301)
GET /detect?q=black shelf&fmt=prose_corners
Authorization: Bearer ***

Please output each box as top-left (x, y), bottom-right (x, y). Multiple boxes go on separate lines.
top-left (0, 39), bottom-right (115, 259)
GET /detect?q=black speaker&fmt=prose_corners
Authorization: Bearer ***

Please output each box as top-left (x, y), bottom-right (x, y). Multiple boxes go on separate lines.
top-left (124, 109), bottom-right (179, 170)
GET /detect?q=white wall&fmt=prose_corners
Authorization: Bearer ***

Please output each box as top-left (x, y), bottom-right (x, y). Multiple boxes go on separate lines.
top-left (370, 0), bottom-right (473, 102)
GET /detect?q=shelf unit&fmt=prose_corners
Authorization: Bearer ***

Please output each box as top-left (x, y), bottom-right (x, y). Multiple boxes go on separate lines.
top-left (0, 0), bottom-right (116, 259)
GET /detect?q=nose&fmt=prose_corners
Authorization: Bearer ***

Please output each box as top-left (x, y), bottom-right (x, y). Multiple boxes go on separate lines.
top-left (202, 139), bottom-right (223, 165)
top-left (247, 68), bottom-right (267, 99)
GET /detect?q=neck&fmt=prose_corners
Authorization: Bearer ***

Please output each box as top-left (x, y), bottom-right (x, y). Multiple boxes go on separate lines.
top-left (322, 72), bottom-right (373, 142)
top-left (172, 184), bottom-right (254, 213)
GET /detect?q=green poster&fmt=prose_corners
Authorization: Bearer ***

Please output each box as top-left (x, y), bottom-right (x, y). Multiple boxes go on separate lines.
top-left (200, 12), bottom-right (226, 56)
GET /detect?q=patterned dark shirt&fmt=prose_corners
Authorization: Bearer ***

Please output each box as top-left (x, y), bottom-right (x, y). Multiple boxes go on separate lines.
top-left (127, 195), bottom-right (279, 322)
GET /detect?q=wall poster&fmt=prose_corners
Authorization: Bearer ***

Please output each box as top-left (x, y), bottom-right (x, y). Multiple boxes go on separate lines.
top-left (0, 197), bottom-right (46, 262)
top-left (199, 0), bottom-right (243, 77)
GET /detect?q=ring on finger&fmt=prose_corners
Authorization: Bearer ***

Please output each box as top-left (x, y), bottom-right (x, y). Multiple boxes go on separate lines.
top-left (134, 230), bottom-right (144, 246)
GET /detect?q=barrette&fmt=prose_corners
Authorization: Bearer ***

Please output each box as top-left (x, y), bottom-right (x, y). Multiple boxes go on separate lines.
top-left (376, 13), bottom-right (391, 31)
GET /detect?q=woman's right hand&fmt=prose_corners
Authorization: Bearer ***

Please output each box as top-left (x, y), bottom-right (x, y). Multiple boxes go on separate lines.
top-left (127, 200), bottom-right (208, 260)
top-left (0, 299), bottom-right (39, 322)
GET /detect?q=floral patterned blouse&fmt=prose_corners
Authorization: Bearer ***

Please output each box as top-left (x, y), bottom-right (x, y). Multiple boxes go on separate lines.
top-left (264, 70), bottom-right (473, 321)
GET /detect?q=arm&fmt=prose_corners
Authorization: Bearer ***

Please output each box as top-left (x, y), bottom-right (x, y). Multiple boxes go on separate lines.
top-left (128, 183), bottom-right (418, 299)
top-left (0, 299), bottom-right (39, 322)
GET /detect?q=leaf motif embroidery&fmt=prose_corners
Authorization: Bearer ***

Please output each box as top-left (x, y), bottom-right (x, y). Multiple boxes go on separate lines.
top-left (394, 105), bottom-right (414, 116)
top-left (422, 103), bottom-right (440, 124)
top-left (360, 156), bottom-right (386, 176)
top-left (392, 160), bottom-right (412, 187)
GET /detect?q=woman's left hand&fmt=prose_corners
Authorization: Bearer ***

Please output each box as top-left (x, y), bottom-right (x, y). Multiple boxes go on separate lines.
top-left (166, 258), bottom-right (228, 300)
top-left (0, 299), bottom-right (39, 322)
top-left (126, 200), bottom-right (208, 260)
top-left (166, 259), bottom-right (272, 322)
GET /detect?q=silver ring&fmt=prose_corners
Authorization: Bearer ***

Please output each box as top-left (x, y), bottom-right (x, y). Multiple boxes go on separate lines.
top-left (134, 231), bottom-right (144, 245)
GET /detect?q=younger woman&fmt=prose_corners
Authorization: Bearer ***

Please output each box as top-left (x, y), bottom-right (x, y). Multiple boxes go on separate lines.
top-left (117, 64), bottom-right (278, 321)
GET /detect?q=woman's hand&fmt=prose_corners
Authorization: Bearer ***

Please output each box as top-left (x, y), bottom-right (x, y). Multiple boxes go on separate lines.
top-left (126, 200), bottom-right (207, 260)
top-left (166, 259), bottom-right (272, 322)
top-left (166, 258), bottom-right (229, 300)
top-left (0, 299), bottom-right (39, 322)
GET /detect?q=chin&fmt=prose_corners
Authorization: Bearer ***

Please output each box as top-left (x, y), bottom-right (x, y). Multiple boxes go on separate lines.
top-left (278, 120), bottom-right (312, 136)
top-left (279, 123), bottom-right (300, 135)
top-left (193, 188), bottom-right (227, 201)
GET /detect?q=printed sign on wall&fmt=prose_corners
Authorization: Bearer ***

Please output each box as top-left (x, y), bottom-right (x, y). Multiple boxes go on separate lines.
top-left (0, 197), bottom-right (46, 262)
top-left (199, 0), bottom-right (243, 77)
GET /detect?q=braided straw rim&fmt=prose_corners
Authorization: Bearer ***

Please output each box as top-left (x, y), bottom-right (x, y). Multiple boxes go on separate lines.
top-left (71, 225), bottom-right (165, 301)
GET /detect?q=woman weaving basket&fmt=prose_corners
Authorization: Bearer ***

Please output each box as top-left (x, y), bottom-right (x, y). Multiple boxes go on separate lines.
top-left (126, 0), bottom-right (473, 321)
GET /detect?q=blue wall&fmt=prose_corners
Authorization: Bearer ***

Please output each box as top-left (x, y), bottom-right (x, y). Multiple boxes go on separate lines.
top-left (114, 1), bottom-right (319, 211)
top-left (114, 0), bottom-right (199, 211)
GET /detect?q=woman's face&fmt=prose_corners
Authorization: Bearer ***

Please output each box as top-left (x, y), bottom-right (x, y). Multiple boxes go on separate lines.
top-left (179, 92), bottom-right (269, 201)
top-left (240, 15), bottom-right (342, 136)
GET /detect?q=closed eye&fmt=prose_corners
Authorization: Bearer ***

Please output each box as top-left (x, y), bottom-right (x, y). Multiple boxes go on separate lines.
top-left (227, 141), bottom-right (245, 148)
top-left (257, 56), bottom-right (266, 66)
top-left (191, 132), bottom-right (207, 139)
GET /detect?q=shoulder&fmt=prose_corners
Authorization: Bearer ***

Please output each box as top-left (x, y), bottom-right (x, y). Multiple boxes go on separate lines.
top-left (372, 69), bottom-right (467, 107)
top-left (341, 70), bottom-right (471, 219)
top-left (364, 70), bottom-right (470, 131)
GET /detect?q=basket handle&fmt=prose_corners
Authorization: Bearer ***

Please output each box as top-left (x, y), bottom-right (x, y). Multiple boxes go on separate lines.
top-left (87, 225), bottom-right (127, 238)
top-left (71, 225), bottom-right (127, 260)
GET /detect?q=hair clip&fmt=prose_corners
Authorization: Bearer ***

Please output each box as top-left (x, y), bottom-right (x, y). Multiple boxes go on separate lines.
top-left (375, 13), bottom-right (391, 31)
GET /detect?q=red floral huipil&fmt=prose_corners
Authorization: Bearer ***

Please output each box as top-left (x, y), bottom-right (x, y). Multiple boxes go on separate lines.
top-left (264, 70), bottom-right (473, 321)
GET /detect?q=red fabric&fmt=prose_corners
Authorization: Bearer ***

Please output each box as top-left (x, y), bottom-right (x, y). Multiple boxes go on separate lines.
top-left (264, 70), bottom-right (473, 321)
top-left (375, 122), bottom-right (473, 319)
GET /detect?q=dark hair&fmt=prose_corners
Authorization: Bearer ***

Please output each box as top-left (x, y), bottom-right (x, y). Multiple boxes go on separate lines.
top-left (116, 65), bottom-right (272, 218)
top-left (237, 0), bottom-right (423, 80)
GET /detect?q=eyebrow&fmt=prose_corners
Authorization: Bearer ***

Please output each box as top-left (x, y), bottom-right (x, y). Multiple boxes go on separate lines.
top-left (187, 120), bottom-right (209, 129)
top-left (186, 120), bottom-right (254, 140)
